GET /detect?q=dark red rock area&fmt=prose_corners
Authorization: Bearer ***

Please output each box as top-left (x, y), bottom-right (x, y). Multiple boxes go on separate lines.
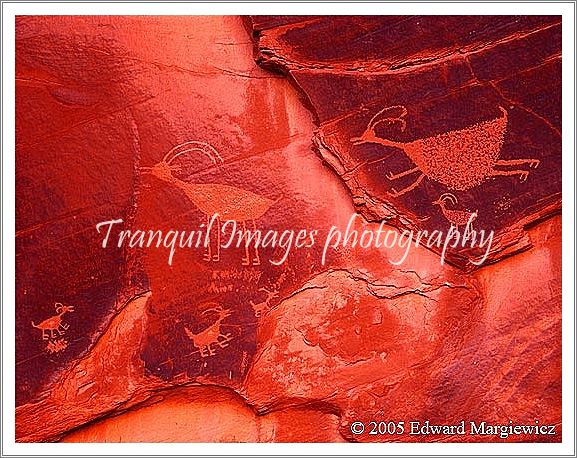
top-left (246, 16), bottom-right (561, 269)
top-left (16, 16), bottom-right (561, 443)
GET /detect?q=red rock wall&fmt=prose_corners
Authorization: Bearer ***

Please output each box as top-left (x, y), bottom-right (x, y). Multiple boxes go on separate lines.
top-left (15, 16), bottom-right (561, 443)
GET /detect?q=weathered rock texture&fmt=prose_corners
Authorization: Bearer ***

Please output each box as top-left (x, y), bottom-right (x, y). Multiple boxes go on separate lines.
top-left (245, 16), bottom-right (561, 269)
top-left (16, 16), bottom-right (561, 443)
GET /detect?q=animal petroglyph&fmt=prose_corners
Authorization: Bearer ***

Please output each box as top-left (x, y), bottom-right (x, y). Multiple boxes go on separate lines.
top-left (433, 193), bottom-right (478, 230)
top-left (141, 141), bottom-right (279, 265)
top-left (351, 105), bottom-right (540, 196)
top-left (184, 305), bottom-right (233, 357)
top-left (250, 287), bottom-right (279, 317)
top-left (31, 302), bottom-right (74, 354)
top-left (31, 303), bottom-right (74, 341)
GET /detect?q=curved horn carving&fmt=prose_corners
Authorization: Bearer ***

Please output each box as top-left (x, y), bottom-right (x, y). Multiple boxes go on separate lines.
top-left (163, 141), bottom-right (224, 165)
top-left (439, 192), bottom-right (458, 205)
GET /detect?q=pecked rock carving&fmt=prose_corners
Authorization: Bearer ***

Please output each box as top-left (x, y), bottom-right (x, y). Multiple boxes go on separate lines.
top-left (142, 141), bottom-right (280, 265)
top-left (15, 15), bottom-right (561, 443)
top-left (351, 105), bottom-right (540, 196)
top-left (184, 305), bottom-right (234, 358)
top-left (246, 15), bottom-right (561, 269)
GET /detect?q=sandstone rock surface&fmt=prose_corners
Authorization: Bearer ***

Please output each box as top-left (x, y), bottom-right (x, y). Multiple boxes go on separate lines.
top-left (16, 15), bottom-right (561, 443)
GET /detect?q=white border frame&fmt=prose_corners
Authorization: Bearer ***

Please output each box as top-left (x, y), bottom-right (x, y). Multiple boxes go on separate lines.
top-left (2, 2), bottom-right (575, 456)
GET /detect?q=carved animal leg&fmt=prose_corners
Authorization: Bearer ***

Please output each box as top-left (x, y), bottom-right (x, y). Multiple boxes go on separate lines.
top-left (200, 345), bottom-right (215, 357)
top-left (350, 132), bottom-right (378, 146)
top-left (241, 221), bottom-right (250, 266)
top-left (250, 301), bottom-right (258, 317)
top-left (389, 173), bottom-right (425, 197)
top-left (213, 216), bottom-right (221, 262)
top-left (203, 214), bottom-right (212, 262)
top-left (218, 333), bottom-right (233, 348)
top-left (50, 329), bottom-right (58, 340)
top-left (490, 169), bottom-right (530, 182)
top-left (42, 330), bottom-right (49, 341)
top-left (218, 341), bottom-right (230, 350)
top-left (251, 220), bottom-right (261, 265)
top-left (496, 159), bottom-right (540, 169)
top-left (386, 166), bottom-right (420, 181)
